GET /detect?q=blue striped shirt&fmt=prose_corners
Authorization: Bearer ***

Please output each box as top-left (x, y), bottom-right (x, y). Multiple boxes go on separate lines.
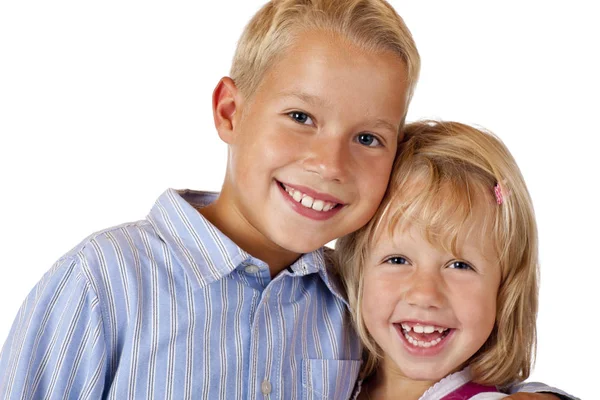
top-left (0, 189), bottom-right (362, 399)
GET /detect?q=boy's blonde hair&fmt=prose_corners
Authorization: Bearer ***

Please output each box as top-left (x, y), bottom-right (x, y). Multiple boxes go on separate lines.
top-left (231, 0), bottom-right (420, 106)
top-left (335, 120), bottom-right (539, 387)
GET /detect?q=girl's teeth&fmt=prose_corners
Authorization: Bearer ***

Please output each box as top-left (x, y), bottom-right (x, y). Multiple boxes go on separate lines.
top-left (401, 323), bottom-right (449, 334)
top-left (403, 331), bottom-right (444, 348)
top-left (283, 184), bottom-right (337, 212)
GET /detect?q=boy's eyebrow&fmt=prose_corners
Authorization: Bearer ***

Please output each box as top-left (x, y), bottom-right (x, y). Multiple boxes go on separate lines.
top-left (278, 90), bottom-right (332, 109)
top-left (372, 119), bottom-right (400, 135)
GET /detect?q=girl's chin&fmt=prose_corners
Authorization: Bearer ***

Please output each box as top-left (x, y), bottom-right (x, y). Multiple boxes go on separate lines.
top-left (382, 360), bottom-right (448, 383)
top-left (402, 369), bottom-right (447, 382)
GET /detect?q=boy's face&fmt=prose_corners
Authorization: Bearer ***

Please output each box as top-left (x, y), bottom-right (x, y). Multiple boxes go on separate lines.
top-left (360, 217), bottom-right (500, 384)
top-left (218, 30), bottom-right (409, 256)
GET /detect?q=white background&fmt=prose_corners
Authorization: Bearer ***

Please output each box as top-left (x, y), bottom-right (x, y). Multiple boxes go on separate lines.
top-left (0, 1), bottom-right (597, 398)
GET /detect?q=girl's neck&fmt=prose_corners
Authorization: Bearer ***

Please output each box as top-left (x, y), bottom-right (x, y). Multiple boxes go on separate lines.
top-left (360, 362), bottom-right (435, 400)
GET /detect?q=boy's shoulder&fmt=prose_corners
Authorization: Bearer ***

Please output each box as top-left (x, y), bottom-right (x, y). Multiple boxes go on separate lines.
top-left (61, 220), bottom-right (151, 261)
top-left (45, 189), bottom-right (189, 294)
top-left (52, 218), bottom-right (159, 292)
top-left (62, 188), bottom-right (247, 291)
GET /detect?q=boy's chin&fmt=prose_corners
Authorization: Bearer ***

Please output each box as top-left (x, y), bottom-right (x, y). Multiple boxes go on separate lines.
top-left (268, 225), bottom-right (344, 255)
top-left (277, 239), bottom-right (330, 255)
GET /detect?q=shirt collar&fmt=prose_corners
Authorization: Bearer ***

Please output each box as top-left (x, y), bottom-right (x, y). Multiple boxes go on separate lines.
top-left (147, 188), bottom-right (348, 303)
top-left (147, 189), bottom-right (251, 288)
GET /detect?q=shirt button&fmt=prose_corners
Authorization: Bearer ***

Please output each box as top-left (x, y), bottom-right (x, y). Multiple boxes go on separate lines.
top-left (245, 265), bottom-right (260, 274)
top-left (261, 380), bottom-right (272, 395)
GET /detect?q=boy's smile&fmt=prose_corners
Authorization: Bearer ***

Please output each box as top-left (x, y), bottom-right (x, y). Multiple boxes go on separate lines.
top-left (206, 30), bottom-right (409, 273)
top-left (278, 182), bottom-right (344, 220)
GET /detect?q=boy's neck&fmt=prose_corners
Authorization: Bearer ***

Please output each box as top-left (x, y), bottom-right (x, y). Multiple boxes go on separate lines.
top-left (361, 362), bottom-right (434, 400)
top-left (198, 195), bottom-right (301, 277)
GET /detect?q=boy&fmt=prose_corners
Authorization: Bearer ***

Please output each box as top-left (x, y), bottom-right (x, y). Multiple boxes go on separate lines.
top-left (0, 0), bottom-right (574, 399)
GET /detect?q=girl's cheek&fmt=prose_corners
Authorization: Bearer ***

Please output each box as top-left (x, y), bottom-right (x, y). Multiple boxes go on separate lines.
top-left (362, 273), bottom-right (401, 314)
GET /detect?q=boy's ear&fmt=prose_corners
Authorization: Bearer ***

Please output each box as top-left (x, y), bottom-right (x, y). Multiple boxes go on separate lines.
top-left (212, 77), bottom-right (240, 144)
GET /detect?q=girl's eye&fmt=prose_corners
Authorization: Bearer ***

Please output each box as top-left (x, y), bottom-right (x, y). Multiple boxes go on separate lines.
top-left (448, 261), bottom-right (473, 271)
top-left (288, 111), bottom-right (313, 125)
top-left (356, 133), bottom-right (381, 147)
top-left (386, 256), bottom-right (409, 265)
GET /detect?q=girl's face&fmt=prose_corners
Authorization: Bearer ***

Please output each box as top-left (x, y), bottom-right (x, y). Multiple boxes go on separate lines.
top-left (361, 215), bottom-right (501, 383)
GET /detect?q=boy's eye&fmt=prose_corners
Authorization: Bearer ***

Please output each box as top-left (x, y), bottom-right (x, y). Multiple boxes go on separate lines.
top-left (356, 133), bottom-right (381, 147)
top-left (448, 261), bottom-right (473, 271)
top-left (386, 256), bottom-right (409, 265)
top-left (288, 111), bottom-right (313, 125)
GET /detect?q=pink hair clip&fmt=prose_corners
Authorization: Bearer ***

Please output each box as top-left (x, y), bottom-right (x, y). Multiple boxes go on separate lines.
top-left (494, 180), bottom-right (511, 205)
top-left (494, 183), bottom-right (504, 205)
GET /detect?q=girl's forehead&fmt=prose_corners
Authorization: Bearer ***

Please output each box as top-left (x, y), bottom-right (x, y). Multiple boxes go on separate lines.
top-left (371, 183), bottom-right (497, 255)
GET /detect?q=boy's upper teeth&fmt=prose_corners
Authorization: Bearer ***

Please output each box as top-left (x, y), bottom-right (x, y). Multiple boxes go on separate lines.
top-left (400, 323), bottom-right (448, 334)
top-left (283, 184), bottom-right (337, 212)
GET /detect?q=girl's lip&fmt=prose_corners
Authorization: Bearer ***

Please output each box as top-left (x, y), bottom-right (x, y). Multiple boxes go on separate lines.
top-left (395, 319), bottom-right (452, 329)
top-left (394, 323), bottom-right (455, 357)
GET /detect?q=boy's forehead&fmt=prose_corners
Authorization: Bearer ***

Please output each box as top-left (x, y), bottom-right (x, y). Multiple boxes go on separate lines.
top-left (253, 29), bottom-right (410, 127)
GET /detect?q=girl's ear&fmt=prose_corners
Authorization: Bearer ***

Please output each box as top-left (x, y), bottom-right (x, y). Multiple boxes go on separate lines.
top-left (212, 77), bottom-right (240, 144)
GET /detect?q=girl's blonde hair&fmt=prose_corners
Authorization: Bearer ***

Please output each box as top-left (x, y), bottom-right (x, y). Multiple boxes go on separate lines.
top-left (230, 0), bottom-right (420, 105)
top-left (335, 120), bottom-right (539, 387)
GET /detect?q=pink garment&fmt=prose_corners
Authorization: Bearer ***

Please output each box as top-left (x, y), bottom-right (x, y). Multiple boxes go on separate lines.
top-left (441, 381), bottom-right (499, 400)
top-left (352, 367), bottom-right (508, 399)
top-left (419, 368), bottom-right (506, 400)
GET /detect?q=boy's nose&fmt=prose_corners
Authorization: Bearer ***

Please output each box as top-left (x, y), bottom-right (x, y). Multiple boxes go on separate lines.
top-left (403, 271), bottom-right (446, 310)
top-left (302, 137), bottom-right (349, 182)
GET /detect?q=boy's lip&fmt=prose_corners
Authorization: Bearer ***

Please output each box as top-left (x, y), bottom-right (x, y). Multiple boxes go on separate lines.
top-left (277, 181), bottom-right (345, 205)
top-left (276, 181), bottom-right (344, 221)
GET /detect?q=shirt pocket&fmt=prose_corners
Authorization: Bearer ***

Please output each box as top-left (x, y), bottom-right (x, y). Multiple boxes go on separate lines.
top-left (302, 358), bottom-right (362, 400)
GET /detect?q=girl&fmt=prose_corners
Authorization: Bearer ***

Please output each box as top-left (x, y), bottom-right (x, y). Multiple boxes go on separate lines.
top-left (336, 120), bottom-right (538, 399)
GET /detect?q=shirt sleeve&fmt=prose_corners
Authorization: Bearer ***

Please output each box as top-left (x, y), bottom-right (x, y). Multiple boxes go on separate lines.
top-left (0, 257), bottom-right (107, 399)
top-left (506, 382), bottom-right (580, 400)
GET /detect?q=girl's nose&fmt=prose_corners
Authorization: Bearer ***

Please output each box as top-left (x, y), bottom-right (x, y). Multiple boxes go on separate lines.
top-left (403, 271), bottom-right (446, 310)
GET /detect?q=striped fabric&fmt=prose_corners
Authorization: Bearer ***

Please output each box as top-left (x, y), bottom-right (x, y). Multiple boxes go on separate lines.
top-left (0, 189), bottom-right (362, 399)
